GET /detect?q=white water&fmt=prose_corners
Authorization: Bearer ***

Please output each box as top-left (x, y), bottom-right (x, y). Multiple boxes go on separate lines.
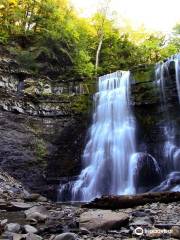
top-left (67, 71), bottom-right (136, 201)
top-left (155, 55), bottom-right (180, 191)
top-left (175, 56), bottom-right (180, 103)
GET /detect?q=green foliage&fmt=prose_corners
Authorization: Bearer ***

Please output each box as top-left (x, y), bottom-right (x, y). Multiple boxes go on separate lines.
top-left (17, 50), bottom-right (37, 72)
top-left (71, 95), bottom-right (92, 114)
top-left (74, 50), bottom-right (94, 77)
top-left (0, 31), bottom-right (9, 44)
top-left (0, 0), bottom-right (179, 83)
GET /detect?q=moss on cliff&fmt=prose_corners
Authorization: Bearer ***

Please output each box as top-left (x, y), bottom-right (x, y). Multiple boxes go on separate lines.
top-left (70, 95), bottom-right (92, 115)
top-left (35, 138), bottom-right (48, 164)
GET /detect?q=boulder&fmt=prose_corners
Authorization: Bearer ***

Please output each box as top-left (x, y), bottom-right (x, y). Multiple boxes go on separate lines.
top-left (80, 210), bottom-right (129, 231)
top-left (25, 205), bottom-right (48, 223)
top-left (25, 205), bottom-right (48, 217)
top-left (133, 153), bottom-right (161, 192)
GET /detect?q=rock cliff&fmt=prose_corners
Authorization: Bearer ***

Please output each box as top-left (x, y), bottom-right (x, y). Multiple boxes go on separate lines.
top-left (0, 45), bottom-right (90, 200)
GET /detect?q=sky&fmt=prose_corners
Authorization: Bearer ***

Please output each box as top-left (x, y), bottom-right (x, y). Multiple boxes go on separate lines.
top-left (70, 0), bottom-right (180, 34)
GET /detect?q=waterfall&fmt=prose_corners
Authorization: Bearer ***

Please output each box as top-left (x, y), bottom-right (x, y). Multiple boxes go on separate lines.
top-left (58, 71), bottom-right (137, 201)
top-left (154, 54), bottom-right (180, 191)
top-left (58, 54), bottom-right (180, 201)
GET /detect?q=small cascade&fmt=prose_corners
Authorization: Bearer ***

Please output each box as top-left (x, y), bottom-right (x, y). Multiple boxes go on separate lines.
top-left (154, 54), bottom-right (180, 191)
top-left (151, 172), bottom-right (180, 192)
top-left (127, 153), bottom-right (161, 193)
top-left (58, 71), bottom-right (137, 201)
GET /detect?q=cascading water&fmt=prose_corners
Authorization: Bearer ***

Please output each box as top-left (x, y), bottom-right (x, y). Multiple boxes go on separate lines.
top-left (58, 54), bottom-right (180, 202)
top-left (58, 71), bottom-right (137, 201)
top-left (154, 54), bottom-right (180, 191)
top-left (175, 54), bottom-right (180, 103)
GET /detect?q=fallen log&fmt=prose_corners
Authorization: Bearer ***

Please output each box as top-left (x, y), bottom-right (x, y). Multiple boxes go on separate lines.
top-left (82, 191), bottom-right (180, 210)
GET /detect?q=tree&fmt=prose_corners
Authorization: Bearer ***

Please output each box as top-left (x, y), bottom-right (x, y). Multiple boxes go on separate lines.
top-left (93, 0), bottom-right (111, 75)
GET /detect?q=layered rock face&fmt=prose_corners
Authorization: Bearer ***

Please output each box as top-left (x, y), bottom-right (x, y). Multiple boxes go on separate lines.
top-left (0, 47), bottom-right (89, 200)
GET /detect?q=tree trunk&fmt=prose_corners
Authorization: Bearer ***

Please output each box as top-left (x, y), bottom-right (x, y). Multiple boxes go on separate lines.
top-left (95, 33), bottom-right (104, 75)
top-left (82, 191), bottom-right (180, 210)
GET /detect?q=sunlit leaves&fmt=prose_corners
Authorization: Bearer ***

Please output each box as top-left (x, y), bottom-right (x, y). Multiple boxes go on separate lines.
top-left (0, 0), bottom-right (179, 79)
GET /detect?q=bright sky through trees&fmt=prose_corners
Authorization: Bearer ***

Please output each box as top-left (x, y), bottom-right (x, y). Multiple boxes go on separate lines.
top-left (70, 0), bottom-right (180, 33)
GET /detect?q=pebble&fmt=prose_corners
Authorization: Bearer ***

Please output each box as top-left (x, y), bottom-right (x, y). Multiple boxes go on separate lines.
top-left (53, 233), bottom-right (79, 240)
top-left (5, 223), bottom-right (21, 233)
top-left (26, 233), bottom-right (43, 240)
top-left (24, 224), bottom-right (38, 234)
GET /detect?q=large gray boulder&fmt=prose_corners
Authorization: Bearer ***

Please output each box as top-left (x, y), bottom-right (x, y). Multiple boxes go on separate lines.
top-left (80, 210), bottom-right (129, 231)
top-left (25, 205), bottom-right (48, 222)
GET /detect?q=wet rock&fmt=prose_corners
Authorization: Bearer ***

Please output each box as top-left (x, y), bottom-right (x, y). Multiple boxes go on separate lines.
top-left (24, 225), bottom-right (38, 234)
top-left (5, 223), bottom-right (21, 233)
top-left (53, 233), bottom-right (79, 240)
top-left (133, 153), bottom-right (161, 191)
top-left (80, 210), bottom-right (129, 231)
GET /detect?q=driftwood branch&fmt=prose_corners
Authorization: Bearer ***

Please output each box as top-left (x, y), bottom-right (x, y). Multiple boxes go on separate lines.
top-left (82, 191), bottom-right (180, 210)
